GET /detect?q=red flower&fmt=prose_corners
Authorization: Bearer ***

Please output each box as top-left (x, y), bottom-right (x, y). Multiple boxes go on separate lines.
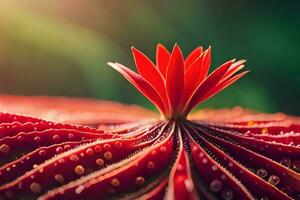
top-left (0, 44), bottom-right (299, 200)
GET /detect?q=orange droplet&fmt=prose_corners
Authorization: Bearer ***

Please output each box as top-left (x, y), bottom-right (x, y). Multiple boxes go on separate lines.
top-left (0, 144), bottom-right (10, 154)
top-left (261, 128), bottom-right (268, 134)
top-left (30, 182), bottom-right (42, 193)
top-left (74, 165), bottom-right (85, 175)
top-left (104, 151), bottom-right (112, 160)
top-left (96, 158), bottom-right (104, 167)
top-left (111, 178), bottom-right (120, 187)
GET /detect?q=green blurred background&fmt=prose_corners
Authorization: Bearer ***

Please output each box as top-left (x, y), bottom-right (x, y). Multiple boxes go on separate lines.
top-left (0, 0), bottom-right (299, 115)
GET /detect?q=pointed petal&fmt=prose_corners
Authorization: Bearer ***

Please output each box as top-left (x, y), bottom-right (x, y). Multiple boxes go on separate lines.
top-left (198, 46), bottom-right (211, 80)
top-left (156, 44), bottom-right (171, 77)
top-left (132, 47), bottom-right (170, 113)
top-left (108, 62), bottom-right (166, 115)
top-left (184, 46), bottom-right (203, 70)
top-left (185, 59), bottom-right (234, 114)
top-left (166, 45), bottom-right (185, 116)
top-left (182, 53), bottom-right (206, 106)
top-left (193, 71), bottom-right (249, 107)
top-left (222, 59), bottom-right (246, 80)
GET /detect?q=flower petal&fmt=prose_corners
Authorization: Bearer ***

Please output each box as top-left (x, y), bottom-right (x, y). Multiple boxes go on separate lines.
top-left (108, 62), bottom-right (166, 115)
top-left (166, 45), bottom-right (185, 117)
top-left (132, 47), bottom-right (170, 113)
top-left (184, 46), bottom-right (203, 70)
top-left (185, 59), bottom-right (235, 114)
top-left (192, 71), bottom-right (249, 107)
top-left (156, 44), bottom-right (171, 77)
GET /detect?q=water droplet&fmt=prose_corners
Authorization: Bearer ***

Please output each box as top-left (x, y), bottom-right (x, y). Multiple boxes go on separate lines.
top-left (34, 136), bottom-right (41, 142)
top-left (111, 178), bottom-right (120, 187)
top-left (268, 175), bottom-right (280, 186)
top-left (184, 179), bottom-right (193, 192)
top-left (74, 165), bottom-right (85, 175)
top-left (114, 141), bottom-right (122, 148)
top-left (96, 158), bottom-right (104, 167)
top-left (17, 136), bottom-right (23, 142)
top-left (222, 189), bottom-right (233, 200)
top-left (75, 185), bottom-right (85, 194)
top-left (64, 145), bottom-right (71, 150)
top-left (58, 159), bottom-right (65, 164)
top-left (209, 179), bottom-right (222, 192)
top-left (52, 135), bottom-right (60, 142)
top-left (38, 150), bottom-right (46, 156)
top-left (160, 146), bottom-right (166, 152)
top-left (70, 154), bottom-right (79, 162)
top-left (38, 167), bottom-right (44, 173)
top-left (292, 160), bottom-right (300, 172)
top-left (202, 158), bottom-right (208, 164)
top-left (177, 164), bottom-right (183, 171)
top-left (0, 144), bottom-right (10, 154)
top-left (30, 182), bottom-right (42, 193)
top-left (256, 168), bottom-right (267, 178)
top-left (192, 146), bottom-right (198, 152)
top-left (94, 145), bottom-right (102, 153)
top-left (103, 144), bottom-right (111, 150)
top-left (247, 121), bottom-right (256, 126)
top-left (54, 174), bottom-right (64, 183)
top-left (56, 147), bottom-right (63, 153)
top-left (280, 157), bottom-right (291, 168)
top-left (68, 133), bottom-right (74, 139)
top-left (147, 161), bottom-right (155, 169)
top-left (85, 148), bottom-right (94, 156)
top-left (135, 176), bottom-right (145, 186)
top-left (261, 128), bottom-right (268, 134)
top-left (211, 166), bottom-right (218, 171)
top-left (104, 151), bottom-right (112, 160)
